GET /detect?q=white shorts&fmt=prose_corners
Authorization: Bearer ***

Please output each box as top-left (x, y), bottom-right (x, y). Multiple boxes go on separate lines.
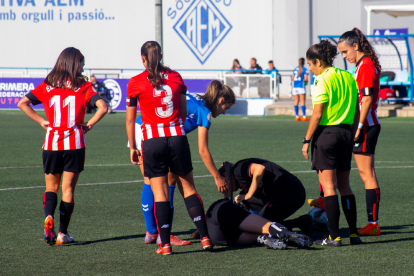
top-left (292, 88), bottom-right (306, 96)
top-left (127, 123), bottom-right (143, 150)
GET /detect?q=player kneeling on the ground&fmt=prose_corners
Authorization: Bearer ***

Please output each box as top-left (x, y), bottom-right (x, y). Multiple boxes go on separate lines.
top-left (218, 159), bottom-right (312, 236)
top-left (205, 181), bottom-right (313, 249)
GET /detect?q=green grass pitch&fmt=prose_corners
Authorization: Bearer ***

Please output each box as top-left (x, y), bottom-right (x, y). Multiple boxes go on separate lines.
top-left (1, 111), bottom-right (414, 275)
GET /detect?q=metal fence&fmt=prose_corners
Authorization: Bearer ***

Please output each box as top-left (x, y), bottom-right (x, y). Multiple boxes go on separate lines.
top-left (224, 73), bottom-right (276, 98)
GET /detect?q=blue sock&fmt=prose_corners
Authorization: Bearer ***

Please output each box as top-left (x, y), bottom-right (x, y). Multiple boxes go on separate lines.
top-left (169, 185), bottom-right (175, 230)
top-left (141, 184), bottom-right (157, 234)
top-left (301, 105), bottom-right (306, 117)
top-left (294, 105), bottom-right (299, 117)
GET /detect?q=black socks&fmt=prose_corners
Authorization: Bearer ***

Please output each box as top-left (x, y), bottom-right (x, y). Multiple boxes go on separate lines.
top-left (366, 188), bottom-right (380, 222)
top-left (341, 194), bottom-right (358, 235)
top-left (268, 222), bottom-right (288, 238)
top-left (155, 201), bottom-right (171, 246)
top-left (43, 192), bottom-right (57, 219)
top-left (59, 201), bottom-right (74, 234)
top-left (184, 193), bottom-right (209, 239)
top-left (324, 195), bottom-right (340, 240)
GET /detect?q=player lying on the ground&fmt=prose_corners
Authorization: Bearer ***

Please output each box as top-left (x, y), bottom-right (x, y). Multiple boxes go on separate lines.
top-left (204, 184), bottom-right (313, 249)
top-left (217, 158), bottom-right (312, 236)
top-left (129, 80), bottom-right (236, 246)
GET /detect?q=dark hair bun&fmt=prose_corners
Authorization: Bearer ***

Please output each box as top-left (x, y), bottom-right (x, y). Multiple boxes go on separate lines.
top-left (306, 40), bottom-right (338, 66)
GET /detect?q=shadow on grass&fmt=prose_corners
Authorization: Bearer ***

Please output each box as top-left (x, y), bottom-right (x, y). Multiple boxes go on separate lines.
top-left (66, 230), bottom-right (194, 246)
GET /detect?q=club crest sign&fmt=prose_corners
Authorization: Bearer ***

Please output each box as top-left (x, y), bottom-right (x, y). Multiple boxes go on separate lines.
top-left (172, 0), bottom-right (232, 64)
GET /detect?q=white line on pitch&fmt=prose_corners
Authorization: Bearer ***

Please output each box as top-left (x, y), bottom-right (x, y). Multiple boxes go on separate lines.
top-left (1, 166), bottom-right (413, 192)
top-left (2, 160), bottom-right (413, 170)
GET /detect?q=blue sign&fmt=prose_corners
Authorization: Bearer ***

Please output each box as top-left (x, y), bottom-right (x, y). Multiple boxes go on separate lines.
top-left (373, 28), bottom-right (408, 40)
top-left (173, 0), bottom-right (232, 64)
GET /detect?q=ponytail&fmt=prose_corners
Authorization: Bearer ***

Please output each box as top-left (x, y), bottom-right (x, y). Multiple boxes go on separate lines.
top-left (141, 41), bottom-right (171, 89)
top-left (199, 80), bottom-right (236, 111)
top-left (339, 27), bottom-right (382, 73)
top-left (298, 58), bottom-right (305, 76)
top-left (306, 40), bottom-right (338, 67)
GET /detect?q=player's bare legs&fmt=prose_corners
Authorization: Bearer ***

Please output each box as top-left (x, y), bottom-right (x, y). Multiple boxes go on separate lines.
top-left (237, 214), bottom-right (312, 248)
top-left (299, 93), bottom-right (306, 107)
top-left (176, 171), bottom-right (197, 198)
top-left (294, 95), bottom-right (300, 121)
top-left (336, 170), bottom-right (353, 196)
top-left (150, 176), bottom-right (169, 202)
top-left (61, 172), bottom-right (80, 203)
top-left (45, 173), bottom-right (62, 193)
top-left (239, 214), bottom-right (273, 234)
top-left (354, 154), bottom-right (378, 189)
top-left (317, 169), bottom-right (336, 197)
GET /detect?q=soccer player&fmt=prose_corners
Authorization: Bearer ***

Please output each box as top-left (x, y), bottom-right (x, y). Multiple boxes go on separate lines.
top-left (17, 47), bottom-right (108, 245)
top-left (217, 159), bottom-right (312, 236)
top-left (302, 40), bottom-right (361, 246)
top-left (292, 58), bottom-right (309, 121)
top-left (126, 41), bottom-right (212, 255)
top-left (133, 80), bottom-right (235, 246)
top-left (205, 178), bottom-right (313, 249)
top-left (338, 28), bottom-right (382, 236)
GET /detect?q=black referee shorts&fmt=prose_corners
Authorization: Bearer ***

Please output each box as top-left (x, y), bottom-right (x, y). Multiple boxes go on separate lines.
top-left (311, 125), bottom-right (353, 171)
top-left (142, 136), bottom-right (193, 179)
top-left (206, 199), bottom-right (252, 246)
top-left (42, 148), bottom-right (85, 175)
top-left (354, 125), bottom-right (381, 155)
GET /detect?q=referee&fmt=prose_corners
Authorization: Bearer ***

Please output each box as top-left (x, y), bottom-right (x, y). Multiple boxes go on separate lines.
top-left (301, 40), bottom-right (361, 247)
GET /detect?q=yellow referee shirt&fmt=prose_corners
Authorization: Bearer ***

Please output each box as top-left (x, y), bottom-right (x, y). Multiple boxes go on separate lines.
top-left (311, 67), bottom-right (358, 126)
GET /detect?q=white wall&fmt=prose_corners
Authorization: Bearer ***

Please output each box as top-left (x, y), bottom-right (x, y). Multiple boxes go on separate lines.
top-left (0, 0), bottom-right (155, 69)
top-left (1, 0), bottom-right (413, 75)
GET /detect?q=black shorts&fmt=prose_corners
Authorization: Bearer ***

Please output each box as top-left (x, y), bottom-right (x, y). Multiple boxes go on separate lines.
top-left (311, 125), bottom-right (353, 171)
top-left (206, 199), bottom-right (252, 246)
top-left (142, 136), bottom-right (193, 179)
top-left (353, 125), bottom-right (381, 155)
top-left (42, 148), bottom-right (85, 175)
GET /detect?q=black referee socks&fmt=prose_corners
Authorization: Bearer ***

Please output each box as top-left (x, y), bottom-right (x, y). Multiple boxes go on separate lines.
top-left (154, 201), bottom-right (171, 246)
top-left (184, 193), bottom-right (209, 239)
top-left (324, 195), bottom-right (340, 240)
top-left (341, 194), bottom-right (358, 235)
top-left (59, 201), bottom-right (74, 234)
top-left (43, 192), bottom-right (57, 219)
top-left (366, 188), bottom-right (380, 222)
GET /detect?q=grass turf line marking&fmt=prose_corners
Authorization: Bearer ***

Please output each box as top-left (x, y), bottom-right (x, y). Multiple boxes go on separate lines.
top-left (2, 160), bottom-right (413, 170)
top-left (1, 166), bottom-right (413, 191)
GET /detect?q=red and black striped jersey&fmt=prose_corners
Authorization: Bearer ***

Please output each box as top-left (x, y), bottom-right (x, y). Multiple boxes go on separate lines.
top-left (26, 81), bottom-right (99, 150)
top-left (353, 56), bottom-right (380, 126)
top-left (127, 70), bottom-right (187, 141)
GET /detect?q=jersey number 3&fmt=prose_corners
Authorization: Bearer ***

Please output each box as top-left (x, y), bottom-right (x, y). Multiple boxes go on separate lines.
top-left (154, 84), bottom-right (173, 118)
top-left (50, 95), bottom-right (76, 128)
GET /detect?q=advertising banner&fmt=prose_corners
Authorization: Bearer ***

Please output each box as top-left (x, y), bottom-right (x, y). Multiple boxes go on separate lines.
top-left (0, 0), bottom-right (154, 69)
top-left (0, 78), bottom-right (214, 111)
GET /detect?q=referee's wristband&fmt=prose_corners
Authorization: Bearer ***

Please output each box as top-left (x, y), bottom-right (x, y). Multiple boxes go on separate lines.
top-left (358, 123), bottom-right (364, 129)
